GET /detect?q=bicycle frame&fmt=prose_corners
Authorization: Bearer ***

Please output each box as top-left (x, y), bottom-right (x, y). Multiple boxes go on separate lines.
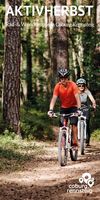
top-left (59, 118), bottom-right (71, 149)
top-left (53, 112), bottom-right (78, 166)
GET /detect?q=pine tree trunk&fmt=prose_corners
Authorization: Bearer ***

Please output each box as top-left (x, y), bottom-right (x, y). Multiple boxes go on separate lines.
top-left (3, 0), bottom-right (22, 134)
top-left (26, 28), bottom-right (33, 101)
top-left (51, 0), bottom-right (69, 76)
top-left (94, 0), bottom-right (100, 104)
top-left (97, 0), bottom-right (100, 33)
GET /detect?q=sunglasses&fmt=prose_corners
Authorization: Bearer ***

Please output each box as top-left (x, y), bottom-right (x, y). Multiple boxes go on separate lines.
top-left (60, 76), bottom-right (67, 79)
top-left (78, 84), bottom-right (85, 87)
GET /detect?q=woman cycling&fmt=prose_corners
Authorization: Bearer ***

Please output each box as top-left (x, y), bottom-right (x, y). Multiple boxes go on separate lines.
top-left (76, 78), bottom-right (96, 146)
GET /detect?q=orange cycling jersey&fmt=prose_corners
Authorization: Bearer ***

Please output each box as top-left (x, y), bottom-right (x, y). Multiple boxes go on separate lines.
top-left (53, 81), bottom-right (79, 108)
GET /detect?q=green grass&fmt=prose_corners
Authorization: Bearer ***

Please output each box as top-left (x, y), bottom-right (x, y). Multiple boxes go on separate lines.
top-left (20, 107), bottom-right (54, 140)
top-left (0, 132), bottom-right (45, 173)
top-left (91, 129), bottom-right (100, 142)
top-left (0, 106), bottom-right (55, 173)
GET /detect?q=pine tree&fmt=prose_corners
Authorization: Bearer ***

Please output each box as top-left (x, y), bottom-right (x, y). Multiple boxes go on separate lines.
top-left (3, 0), bottom-right (22, 134)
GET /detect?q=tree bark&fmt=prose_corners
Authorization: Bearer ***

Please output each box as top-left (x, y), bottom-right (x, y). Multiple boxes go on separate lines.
top-left (3, 0), bottom-right (22, 134)
top-left (26, 28), bottom-right (33, 101)
top-left (93, 0), bottom-right (100, 103)
top-left (51, 0), bottom-right (69, 76)
top-left (97, 0), bottom-right (100, 33)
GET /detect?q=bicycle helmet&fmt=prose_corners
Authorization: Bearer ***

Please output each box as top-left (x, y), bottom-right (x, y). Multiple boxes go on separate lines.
top-left (76, 78), bottom-right (86, 85)
top-left (58, 68), bottom-right (70, 78)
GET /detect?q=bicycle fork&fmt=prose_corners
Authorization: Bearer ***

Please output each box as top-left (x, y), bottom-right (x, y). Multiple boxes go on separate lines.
top-left (65, 127), bottom-right (71, 149)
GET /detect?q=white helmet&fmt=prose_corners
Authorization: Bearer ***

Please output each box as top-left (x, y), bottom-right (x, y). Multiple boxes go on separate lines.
top-left (76, 78), bottom-right (86, 85)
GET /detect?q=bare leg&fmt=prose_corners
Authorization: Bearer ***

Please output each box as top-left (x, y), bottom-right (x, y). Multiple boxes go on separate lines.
top-left (72, 125), bottom-right (78, 145)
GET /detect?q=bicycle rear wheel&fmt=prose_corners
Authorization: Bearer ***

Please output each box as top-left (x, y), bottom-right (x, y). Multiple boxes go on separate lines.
top-left (58, 131), bottom-right (68, 166)
top-left (70, 132), bottom-right (78, 161)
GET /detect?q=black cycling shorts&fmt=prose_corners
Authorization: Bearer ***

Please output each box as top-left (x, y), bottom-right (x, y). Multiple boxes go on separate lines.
top-left (60, 107), bottom-right (78, 127)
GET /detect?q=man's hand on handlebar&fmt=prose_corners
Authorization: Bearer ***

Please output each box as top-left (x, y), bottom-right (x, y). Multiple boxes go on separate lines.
top-left (48, 110), bottom-right (54, 118)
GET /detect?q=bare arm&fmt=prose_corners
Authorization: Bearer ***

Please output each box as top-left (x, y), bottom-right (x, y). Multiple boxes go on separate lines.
top-left (49, 95), bottom-right (58, 110)
top-left (88, 92), bottom-right (96, 109)
top-left (75, 93), bottom-right (81, 109)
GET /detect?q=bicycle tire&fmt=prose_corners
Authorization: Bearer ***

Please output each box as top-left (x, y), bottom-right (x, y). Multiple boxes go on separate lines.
top-left (58, 131), bottom-right (68, 166)
top-left (70, 132), bottom-right (78, 161)
top-left (80, 120), bottom-right (85, 155)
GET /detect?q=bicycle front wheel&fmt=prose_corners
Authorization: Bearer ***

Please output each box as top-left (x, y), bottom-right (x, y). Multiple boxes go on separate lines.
top-left (70, 132), bottom-right (78, 161)
top-left (58, 131), bottom-right (68, 166)
top-left (80, 120), bottom-right (85, 155)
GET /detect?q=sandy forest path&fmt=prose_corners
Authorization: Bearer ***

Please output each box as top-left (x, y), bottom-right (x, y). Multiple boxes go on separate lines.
top-left (0, 141), bottom-right (100, 200)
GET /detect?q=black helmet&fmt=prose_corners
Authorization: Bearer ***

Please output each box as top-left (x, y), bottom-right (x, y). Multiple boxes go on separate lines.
top-left (76, 78), bottom-right (86, 85)
top-left (58, 68), bottom-right (70, 78)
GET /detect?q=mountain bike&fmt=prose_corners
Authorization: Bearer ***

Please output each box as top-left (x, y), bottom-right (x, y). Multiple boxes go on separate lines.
top-left (53, 113), bottom-right (78, 166)
top-left (77, 105), bottom-right (93, 155)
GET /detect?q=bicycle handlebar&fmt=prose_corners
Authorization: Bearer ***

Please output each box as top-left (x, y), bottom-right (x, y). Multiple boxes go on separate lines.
top-left (81, 104), bottom-right (98, 111)
top-left (52, 112), bottom-right (79, 118)
top-left (48, 104), bottom-right (98, 119)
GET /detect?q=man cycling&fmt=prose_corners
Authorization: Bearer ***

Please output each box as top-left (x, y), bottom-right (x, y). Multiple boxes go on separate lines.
top-left (48, 68), bottom-right (81, 147)
top-left (76, 78), bottom-right (96, 146)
